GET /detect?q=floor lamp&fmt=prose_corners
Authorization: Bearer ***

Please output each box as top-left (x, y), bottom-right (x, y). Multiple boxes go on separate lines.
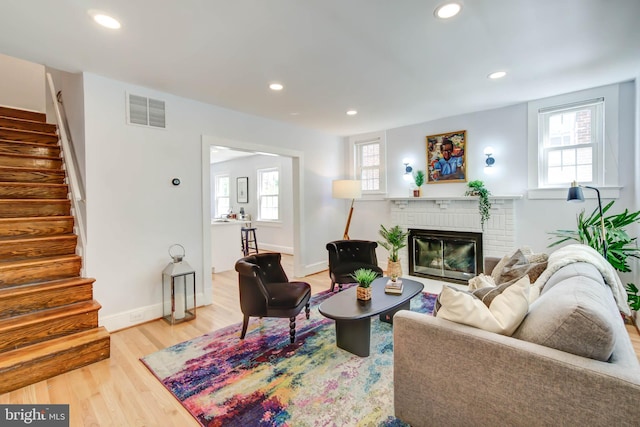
top-left (567, 181), bottom-right (607, 259)
top-left (332, 180), bottom-right (362, 240)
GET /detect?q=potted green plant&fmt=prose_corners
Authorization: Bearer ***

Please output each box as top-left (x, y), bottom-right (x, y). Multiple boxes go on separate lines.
top-left (378, 224), bottom-right (408, 279)
top-left (350, 268), bottom-right (379, 301)
top-left (548, 201), bottom-right (640, 321)
top-left (465, 180), bottom-right (491, 229)
top-left (413, 170), bottom-right (425, 197)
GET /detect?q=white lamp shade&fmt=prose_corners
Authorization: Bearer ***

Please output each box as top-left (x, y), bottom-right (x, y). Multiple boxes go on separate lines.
top-left (332, 180), bottom-right (362, 199)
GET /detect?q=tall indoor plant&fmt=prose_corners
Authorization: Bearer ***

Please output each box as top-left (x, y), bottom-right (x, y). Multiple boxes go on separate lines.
top-left (549, 201), bottom-right (640, 316)
top-left (465, 180), bottom-right (491, 230)
top-left (378, 224), bottom-right (409, 279)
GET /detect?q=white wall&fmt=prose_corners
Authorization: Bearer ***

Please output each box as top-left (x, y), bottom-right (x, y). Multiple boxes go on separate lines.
top-left (353, 81), bottom-right (637, 285)
top-left (211, 154), bottom-right (294, 253)
top-left (0, 53), bottom-right (45, 112)
top-left (80, 73), bottom-right (343, 331)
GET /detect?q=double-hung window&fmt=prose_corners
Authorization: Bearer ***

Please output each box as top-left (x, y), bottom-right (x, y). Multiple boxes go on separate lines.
top-left (538, 98), bottom-right (603, 187)
top-left (528, 84), bottom-right (620, 199)
top-left (351, 131), bottom-right (386, 195)
top-left (257, 168), bottom-right (279, 221)
top-left (214, 174), bottom-right (230, 217)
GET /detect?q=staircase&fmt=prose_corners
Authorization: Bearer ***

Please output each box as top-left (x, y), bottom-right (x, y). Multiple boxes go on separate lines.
top-left (0, 106), bottom-right (110, 394)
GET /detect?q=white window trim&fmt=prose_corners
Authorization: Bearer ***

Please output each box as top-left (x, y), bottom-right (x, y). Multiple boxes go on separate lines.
top-left (527, 84), bottom-right (621, 200)
top-left (214, 174), bottom-right (230, 217)
top-left (257, 167), bottom-right (280, 221)
top-left (349, 130), bottom-right (387, 197)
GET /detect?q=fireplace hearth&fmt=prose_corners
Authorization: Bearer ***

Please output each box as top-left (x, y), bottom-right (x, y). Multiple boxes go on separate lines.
top-left (409, 229), bottom-right (483, 285)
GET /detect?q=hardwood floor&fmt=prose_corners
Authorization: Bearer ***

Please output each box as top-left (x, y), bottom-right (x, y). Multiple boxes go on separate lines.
top-left (0, 255), bottom-right (331, 427)
top-left (1, 255), bottom-right (639, 426)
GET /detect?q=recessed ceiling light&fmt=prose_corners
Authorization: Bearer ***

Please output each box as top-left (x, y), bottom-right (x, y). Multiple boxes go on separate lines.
top-left (488, 71), bottom-right (507, 79)
top-left (434, 2), bottom-right (462, 19)
top-left (346, 110), bottom-right (358, 116)
top-left (269, 83), bottom-right (284, 91)
top-left (90, 12), bottom-right (121, 29)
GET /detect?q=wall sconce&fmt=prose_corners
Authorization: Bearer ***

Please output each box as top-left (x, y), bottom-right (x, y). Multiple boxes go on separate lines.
top-left (403, 161), bottom-right (413, 174)
top-left (403, 158), bottom-right (413, 181)
top-left (484, 147), bottom-right (495, 167)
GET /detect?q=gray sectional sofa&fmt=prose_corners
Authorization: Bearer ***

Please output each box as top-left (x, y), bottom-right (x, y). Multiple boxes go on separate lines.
top-left (393, 259), bottom-right (640, 426)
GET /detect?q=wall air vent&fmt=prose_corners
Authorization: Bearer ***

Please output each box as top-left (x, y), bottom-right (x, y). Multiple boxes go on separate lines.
top-left (127, 93), bottom-right (166, 128)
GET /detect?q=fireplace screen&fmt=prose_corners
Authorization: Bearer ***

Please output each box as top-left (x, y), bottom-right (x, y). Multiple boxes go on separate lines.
top-left (409, 229), bottom-right (483, 284)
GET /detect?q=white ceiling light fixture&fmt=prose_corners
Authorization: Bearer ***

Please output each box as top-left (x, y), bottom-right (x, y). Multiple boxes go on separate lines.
top-left (346, 110), bottom-right (358, 116)
top-left (488, 71), bottom-right (507, 79)
top-left (434, 2), bottom-right (463, 19)
top-left (89, 11), bottom-right (121, 29)
top-left (269, 83), bottom-right (284, 91)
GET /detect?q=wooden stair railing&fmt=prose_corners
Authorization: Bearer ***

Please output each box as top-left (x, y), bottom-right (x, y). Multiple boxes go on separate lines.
top-left (0, 106), bottom-right (110, 394)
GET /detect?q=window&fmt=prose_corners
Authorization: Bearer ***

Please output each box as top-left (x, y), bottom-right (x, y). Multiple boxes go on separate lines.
top-left (527, 84), bottom-right (620, 199)
top-left (538, 99), bottom-right (603, 187)
top-left (214, 175), bottom-right (229, 217)
top-left (351, 131), bottom-right (386, 194)
top-left (257, 168), bottom-right (279, 220)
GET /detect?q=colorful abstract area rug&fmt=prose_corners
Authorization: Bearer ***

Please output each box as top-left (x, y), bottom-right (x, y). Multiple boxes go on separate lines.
top-left (141, 285), bottom-right (437, 427)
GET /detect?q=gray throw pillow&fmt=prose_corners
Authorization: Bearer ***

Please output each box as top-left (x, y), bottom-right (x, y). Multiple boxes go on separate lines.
top-left (496, 249), bottom-right (548, 285)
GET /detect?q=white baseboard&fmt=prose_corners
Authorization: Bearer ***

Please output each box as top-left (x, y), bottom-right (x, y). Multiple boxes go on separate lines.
top-left (100, 292), bottom-right (206, 332)
top-left (301, 260), bottom-right (327, 277)
top-left (259, 243), bottom-right (294, 254)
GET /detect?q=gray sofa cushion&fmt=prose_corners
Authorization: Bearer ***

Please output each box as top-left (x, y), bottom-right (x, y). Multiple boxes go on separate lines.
top-left (513, 269), bottom-right (618, 361)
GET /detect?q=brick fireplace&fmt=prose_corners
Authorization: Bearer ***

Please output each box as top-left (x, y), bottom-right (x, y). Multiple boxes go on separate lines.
top-left (389, 196), bottom-right (520, 282)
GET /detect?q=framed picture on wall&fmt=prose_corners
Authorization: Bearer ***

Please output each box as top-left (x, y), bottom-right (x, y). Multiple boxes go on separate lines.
top-left (426, 130), bottom-right (467, 184)
top-left (237, 177), bottom-right (248, 203)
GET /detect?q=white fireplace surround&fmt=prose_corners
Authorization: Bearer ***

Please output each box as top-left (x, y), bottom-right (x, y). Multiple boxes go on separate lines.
top-left (389, 195), bottom-right (522, 276)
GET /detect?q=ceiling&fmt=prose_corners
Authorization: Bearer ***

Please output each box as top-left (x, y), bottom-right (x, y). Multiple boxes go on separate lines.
top-left (1, 0), bottom-right (639, 137)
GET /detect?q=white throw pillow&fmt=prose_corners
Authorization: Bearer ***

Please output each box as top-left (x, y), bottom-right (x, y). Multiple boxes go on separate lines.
top-left (467, 273), bottom-right (496, 291)
top-left (436, 275), bottom-right (530, 336)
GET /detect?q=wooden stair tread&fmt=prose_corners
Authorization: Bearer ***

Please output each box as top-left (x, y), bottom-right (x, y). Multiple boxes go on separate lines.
top-left (0, 233), bottom-right (76, 243)
top-left (0, 327), bottom-right (109, 368)
top-left (0, 253), bottom-right (80, 266)
top-left (0, 152), bottom-right (62, 162)
top-left (0, 182), bottom-right (67, 188)
top-left (0, 277), bottom-right (95, 298)
top-left (0, 198), bottom-right (70, 203)
top-left (0, 165), bottom-right (65, 173)
top-left (0, 138), bottom-right (61, 148)
top-left (0, 117), bottom-right (57, 133)
top-left (0, 215), bottom-right (74, 223)
top-left (0, 182), bottom-right (69, 200)
top-left (0, 126), bottom-right (58, 138)
top-left (0, 234), bottom-right (77, 259)
top-left (0, 300), bottom-right (101, 332)
top-left (0, 107), bottom-right (46, 123)
top-left (0, 216), bottom-right (74, 239)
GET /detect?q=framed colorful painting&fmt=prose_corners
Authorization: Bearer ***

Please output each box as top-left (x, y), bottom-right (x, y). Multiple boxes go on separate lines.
top-left (426, 130), bottom-right (467, 184)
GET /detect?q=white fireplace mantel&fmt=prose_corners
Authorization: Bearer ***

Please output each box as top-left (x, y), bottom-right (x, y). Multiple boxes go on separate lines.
top-left (387, 194), bottom-right (523, 209)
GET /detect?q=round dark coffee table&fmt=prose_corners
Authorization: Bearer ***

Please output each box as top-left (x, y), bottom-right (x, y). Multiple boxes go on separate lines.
top-left (319, 276), bottom-right (424, 357)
